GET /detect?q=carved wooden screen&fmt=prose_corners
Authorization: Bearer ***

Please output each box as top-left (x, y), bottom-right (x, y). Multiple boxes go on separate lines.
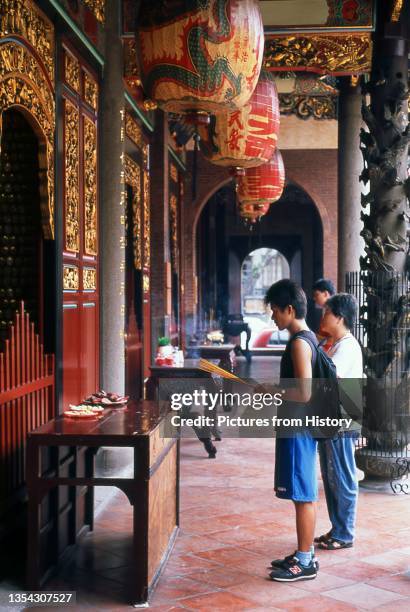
top-left (124, 112), bottom-right (151, 388)
top-left (61, 45), bottom-right (99, 407)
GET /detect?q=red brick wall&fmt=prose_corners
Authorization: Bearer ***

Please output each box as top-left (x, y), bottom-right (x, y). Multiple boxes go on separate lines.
top-left (182, 150), bottom-right (338, 319)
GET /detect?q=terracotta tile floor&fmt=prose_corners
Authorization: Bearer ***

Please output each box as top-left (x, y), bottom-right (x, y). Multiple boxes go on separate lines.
top-left (37, 356), bottom-right (410, 609)
top-left (40, 433), bottom-right (410, 611)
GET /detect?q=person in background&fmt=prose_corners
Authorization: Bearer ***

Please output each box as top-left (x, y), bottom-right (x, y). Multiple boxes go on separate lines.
top-left (312, 278), bottom-right (335, 309)
top-left (312, 278), bottom-right (336, 350)
top-left (315, 293), bottom-right (363, 550)
top-left (265, 280), bottom-right (319, 582)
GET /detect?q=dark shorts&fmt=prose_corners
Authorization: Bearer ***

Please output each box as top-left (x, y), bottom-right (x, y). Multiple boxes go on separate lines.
top-left (274, 434), bottom-right (318, 502)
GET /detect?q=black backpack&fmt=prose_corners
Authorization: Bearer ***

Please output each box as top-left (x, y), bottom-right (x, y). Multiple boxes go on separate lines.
top-left (292, 332), bottom-right (341, 439)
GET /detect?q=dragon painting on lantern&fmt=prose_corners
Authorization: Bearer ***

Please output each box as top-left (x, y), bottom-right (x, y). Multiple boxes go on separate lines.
top-left (137, 0), bottom-right (264, 114)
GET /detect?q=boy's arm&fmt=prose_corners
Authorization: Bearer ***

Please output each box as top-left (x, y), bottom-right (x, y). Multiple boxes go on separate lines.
top-left (284, 338), bottom-right (313, 403)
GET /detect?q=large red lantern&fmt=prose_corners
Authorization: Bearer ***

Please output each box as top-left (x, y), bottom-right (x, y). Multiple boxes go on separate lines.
top-left (237, 150), bottom-right (285, 211)
top-left (136, 0), bottom-right (264, 117)
top-left (198, 71), bottom-right (280, 174)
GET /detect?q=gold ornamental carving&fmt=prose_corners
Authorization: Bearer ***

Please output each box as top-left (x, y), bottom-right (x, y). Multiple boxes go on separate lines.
top-left (169, 194), bottom-right (178, 271)
top-left (391, 0), bottom-right (403, 21)
top-left (123, 39), bottom-right (141, 89)
top-left (143, 170), bottom-right (150, 268)
top-left (64, 51), bottom-right (80, 92)
top-left (84, 116), bottom-right (98, 255)
top-left (63, 265), bottom-right (79, 290)
top-left (264, 34), bottom-right (372, 75)
top-left (84, 72), bottom-right (98, 110)
top-left (170, 163), bottom-right (178, 183)
top-left (0, 0), bottom-right (54, 82)
top-left (83, 267), bottom-right (97, 290)
top-left (83, 0), bottom-right (105, 23)
top-left (125, 112), bottom-right (142, 149)
top-left (0, 40), bottom-right (55, 239)
top-left (279, 94), bottom-right (337, 120)
top-left (124, 155), bottom-right (142, 270)
top-left (64, 100), bottom-right (80, 252)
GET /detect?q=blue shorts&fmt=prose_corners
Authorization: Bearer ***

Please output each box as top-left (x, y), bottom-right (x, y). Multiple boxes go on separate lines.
top-left (274, 434), bottom-right (318, 502)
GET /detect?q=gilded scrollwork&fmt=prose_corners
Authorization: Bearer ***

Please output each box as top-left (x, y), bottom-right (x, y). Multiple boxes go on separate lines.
top-left (0, 0), bottom-right (54, 81)
top-left (64, 100), bottom-right (80, 252)
top-left (83, 267), bottom-right (97, 290)
top-left (169, 194), bottom-right (179, 271)
top-left (0, 40), bottom-right (55, 238)
top-left (123, 39), bottom-right (141, 89)
top-left (264, 34), bottom-right (372, 75)
top-left (125, 112), bottom-right (142, 149)
top-left (143, 170), bottom-right (150, 268)
top-left (391, 0), bottom-right (403, 21)
top-left (84, 72), bottom-right (98, 110)
top-left (63, 265), bottom-right (79, 290)
top-left (170, 163), bottom-right (178, 183)
top-left (279, 94), bottom-right (337, 120)
top-left (64, 51), bottom-right (80, 92)
top-left (83, 0), bottom-right (105, 23)
top-left (124, 155), bottom-right (142, 270)
top-left (84, 116), bottom-right (98, 255)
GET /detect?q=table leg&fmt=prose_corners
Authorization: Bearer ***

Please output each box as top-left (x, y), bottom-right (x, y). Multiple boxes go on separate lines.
top-left (85, 448), bottom-right (95, 530)
top-left (131, 447), bottom-right (149, 605)
top-left (26, 441), bottom-right (41, 590)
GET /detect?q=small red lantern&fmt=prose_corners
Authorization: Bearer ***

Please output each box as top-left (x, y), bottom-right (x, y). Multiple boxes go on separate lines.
top-left (136, 0), bottom-right (264, 117)
top-left (198, 71), bottom-right (280, 174)
top-left (237, 150), bottom-right (285, 210)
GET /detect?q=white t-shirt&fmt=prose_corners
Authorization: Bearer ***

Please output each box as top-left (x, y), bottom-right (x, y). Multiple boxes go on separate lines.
top-left (327, 333), bottom-right (363, 430)
top-left (327, 333), bottom-right (363, 378)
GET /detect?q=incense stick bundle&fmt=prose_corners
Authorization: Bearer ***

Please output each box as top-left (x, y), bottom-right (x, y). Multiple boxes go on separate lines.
top-left (198, 359), bottom-right (254, 387)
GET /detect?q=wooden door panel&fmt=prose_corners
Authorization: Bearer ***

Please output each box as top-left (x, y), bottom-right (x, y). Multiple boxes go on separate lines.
top-left (81, 302), bottom-right (97, 398)
top-left (61, 44), bottom-right (99, 407)
top-left (62, 304), bottom-right (81, 406)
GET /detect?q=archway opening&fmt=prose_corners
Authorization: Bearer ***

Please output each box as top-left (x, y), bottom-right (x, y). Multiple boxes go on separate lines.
top-left (195, 179), bottom-right (323, 336)
top-left (241, 247), bottom-right (289, 343)
top-left (0, 108), bottom-right (51, 346)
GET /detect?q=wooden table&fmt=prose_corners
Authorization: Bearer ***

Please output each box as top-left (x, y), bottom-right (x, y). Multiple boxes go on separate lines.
top-left (26, 401), bottom-right (179, 605)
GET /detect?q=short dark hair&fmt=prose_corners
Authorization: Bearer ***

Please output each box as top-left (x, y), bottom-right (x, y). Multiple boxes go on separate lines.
top-left (313, 278), bottom-right (335, 295)
top-left (326, 293), bottom-right (357, 330)
top-left (264, 279), bottom-right (307, 319)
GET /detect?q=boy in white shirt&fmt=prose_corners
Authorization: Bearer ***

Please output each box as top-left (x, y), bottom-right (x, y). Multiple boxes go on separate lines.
top-left (315, 293), bottom-right (363, 550)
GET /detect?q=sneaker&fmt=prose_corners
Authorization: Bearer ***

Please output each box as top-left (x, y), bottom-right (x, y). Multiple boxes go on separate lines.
top-left (270, 552), bottom-right (319, 571)
top-left (269, 556), bottom-right (318, 582)
top-left (270, 551), bottom-right (297, 568)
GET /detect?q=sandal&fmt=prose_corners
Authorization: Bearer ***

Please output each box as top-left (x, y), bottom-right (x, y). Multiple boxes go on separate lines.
top-left (319, 537), bottom-right (353, 550)
top-left (314, 532), bottom-right (331, 544)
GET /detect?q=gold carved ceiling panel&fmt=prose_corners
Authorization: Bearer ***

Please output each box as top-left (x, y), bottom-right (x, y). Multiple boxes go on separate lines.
top-left (264, 33), bottom-right (372, 75)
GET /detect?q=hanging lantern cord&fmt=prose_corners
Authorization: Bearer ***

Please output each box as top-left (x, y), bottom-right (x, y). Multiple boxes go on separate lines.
top-left (192, 132), bottom-right (201, 201)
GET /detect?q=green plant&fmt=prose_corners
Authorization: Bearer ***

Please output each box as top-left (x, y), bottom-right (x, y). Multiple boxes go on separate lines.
top-left (158, 336), bottom-right (171, 346)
